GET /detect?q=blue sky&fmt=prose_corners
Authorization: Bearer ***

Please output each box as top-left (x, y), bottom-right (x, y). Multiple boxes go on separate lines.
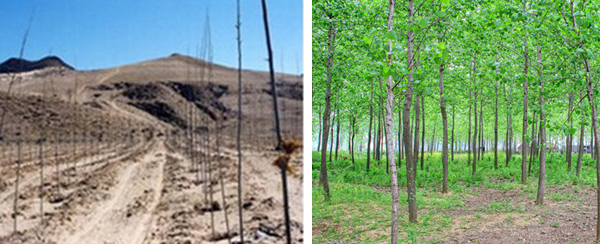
top-left (0, 0), bottom-right (302, 74)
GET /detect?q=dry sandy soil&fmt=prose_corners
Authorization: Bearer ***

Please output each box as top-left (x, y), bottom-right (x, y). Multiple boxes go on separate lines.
top-left (0, 54), bottom-right (303, 243)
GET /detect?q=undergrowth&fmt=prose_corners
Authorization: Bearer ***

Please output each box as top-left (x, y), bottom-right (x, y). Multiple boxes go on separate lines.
top-left (312, 150), bottom-right (597, 243)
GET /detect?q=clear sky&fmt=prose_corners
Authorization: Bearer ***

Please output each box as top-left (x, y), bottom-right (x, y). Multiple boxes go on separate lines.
top-left (0, 0), bottom-right (303, 74)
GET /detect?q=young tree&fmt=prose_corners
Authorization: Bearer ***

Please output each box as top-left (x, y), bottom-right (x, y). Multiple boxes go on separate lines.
top-left (382, 1), bottom-right (400, 242)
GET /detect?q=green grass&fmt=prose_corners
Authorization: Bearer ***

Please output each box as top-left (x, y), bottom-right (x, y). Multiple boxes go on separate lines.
top-left (312, 150), bottom-right (598, 243)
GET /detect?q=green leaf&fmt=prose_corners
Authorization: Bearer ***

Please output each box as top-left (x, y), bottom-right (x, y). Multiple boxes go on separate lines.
top-left (442, 0), bottom-right (450, 5)
top-left (385, 30), bottom-right (397, 40)
top-left (442, 49), bottom-right (449, 59)
top-left (363, 36), bottom-right (372, 45)
top-left (424, 87), bottom-right (432, 96)
top-left (438, 42), bottom-right (446, 50)
top-left (418, 18), bottom-right (428, 29)
top-left (436, 11), bottom-right (447, 18)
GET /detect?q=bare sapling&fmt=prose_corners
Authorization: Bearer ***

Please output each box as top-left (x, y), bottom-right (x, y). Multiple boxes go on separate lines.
top-left (216, 118), bottom-right (231, 243)
top-left (13, 130), bottom-right (22, 233)
top-left (235, 0), bottom-right (245, 240)
top-left (260, 0), bottom-right (283, 150)
top-left (37, 126), bottom-right (45, 226)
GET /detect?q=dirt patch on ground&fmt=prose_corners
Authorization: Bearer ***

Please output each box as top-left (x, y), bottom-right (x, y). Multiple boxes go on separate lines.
top-left (356, 181), bottom-right (598, 243)
top-left (436, 185), bottom-right (597, 244)
top-left (313, 221), bottom-right (342, 237)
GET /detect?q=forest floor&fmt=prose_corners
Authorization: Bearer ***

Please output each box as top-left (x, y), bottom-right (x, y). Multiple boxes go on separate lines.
top-left (312, 151), bottom-right (598, 243)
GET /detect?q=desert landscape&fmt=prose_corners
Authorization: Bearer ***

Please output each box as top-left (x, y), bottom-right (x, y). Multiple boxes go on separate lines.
top-left (0, 53), bottom-right (303, 244)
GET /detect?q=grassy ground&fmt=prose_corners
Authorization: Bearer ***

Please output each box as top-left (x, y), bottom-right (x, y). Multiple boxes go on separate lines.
top-left (312, 150), bottom-right (598, 243)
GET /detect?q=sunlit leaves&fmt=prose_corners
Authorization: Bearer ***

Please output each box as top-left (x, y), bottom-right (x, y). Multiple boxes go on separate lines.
top-left (385, 30), bottom-right (397, 41)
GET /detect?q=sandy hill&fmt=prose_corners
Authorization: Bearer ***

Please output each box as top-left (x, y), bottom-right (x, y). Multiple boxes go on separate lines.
top-left (0, 53), bottom-right (302, 145)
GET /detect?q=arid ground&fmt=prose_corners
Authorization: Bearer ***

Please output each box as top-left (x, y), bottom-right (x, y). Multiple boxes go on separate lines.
top-left (0, 54), bottom-right (303, 244)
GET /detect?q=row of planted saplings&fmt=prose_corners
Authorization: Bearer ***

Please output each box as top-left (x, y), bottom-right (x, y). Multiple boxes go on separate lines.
top-left (1, 127), bottom-right (154, 234)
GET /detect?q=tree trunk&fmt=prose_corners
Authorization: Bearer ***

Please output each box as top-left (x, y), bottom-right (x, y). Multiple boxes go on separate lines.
top-left (452, 105), bottom-right (455, 161)
top-left (421, 96), bottom-right (425, 169)
top-left (521, 0), bottom-right (529, 184)
top-left (13, 133), bottom-right (22, 233)
top-left (439, 50), bottom-right (449, 193)
top-left (38, 132), bottom-right (45, 225)
top-left (318, 109), bottom-right (321, 151)
top-left (528, 111), bottom-right (537, 174)
top-left (318, 17), bottom-right (336, 201)
top-left (479, 100), bottom-right (483, 159)
top-left (430, 122), bottom-right (436, 155)
top-left (351, 116), bottom-right (355, 165)
top-left (384, 1), bottom-right (400, 242)
top-left (403, 0), bottom-right (417, 224)
top-left (472, 54), bottom-right (478, 175)
top-left (494, 80), bottom-right (499, 169)
top-left (335, 102), bottom-right (340, 161)
top-left (567, 90), bottom-right (574, 171)
top-left (367, 79), bottom-right (374, 172)
top-left (468, 102), bottom-right (472, 167)
top-left (376, 108), bottom-right (381, 161)
top-left (414, 94), bottom-right (420, 175)
top-left (398, 96), bottom-right (402, 166)
top-left (347, 118), bottom-right (351, 153)
top-left (329, 108), bottom-right (335, 162)
top-left (535, 44), bottom-right (546, 205)
top-left (577, 92), bottom-right (584, 177)
top-left (583, 58), bottom-right (600, 243)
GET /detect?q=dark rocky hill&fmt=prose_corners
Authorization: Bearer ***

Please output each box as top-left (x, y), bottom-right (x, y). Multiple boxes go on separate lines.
top-left (0, 56), bottom-right (74, 73)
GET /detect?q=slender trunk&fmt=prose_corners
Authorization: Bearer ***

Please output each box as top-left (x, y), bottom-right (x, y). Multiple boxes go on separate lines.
top-left (567, 90), bottom-right (574, 171)
top-left (420, 96), bottom-right (425, 169)
top-left (535, 44), bottom-right (546, 205)
top-left (468, 103), bottom-right (472, 167)
top-left (439, 50), bottom-right (449, 193)
top-left (13, 132), bottom-right (22, 233)
top-left (318, 16), bottom-right (336, 201)
top-left (351, 116), bottom-right (355, 165)
top-left (38, 133), bottom-right (45, 225)
top-left (403, 0), bottom-right (417, 224)
top-left (335, 102), bottom-right (340, 161)
top-left (528, 111), bottom-right (537, 174)
top-left (347, 118), bottom-right (351, 153)
top-left (54, 132), bottom-right (59, 195)
top-left (376, 109), bottom-right (380, 161)
top-left (583, 58), bottom-right (600, 243)
top-left (384, 119), bottom-right (389, 173)
top-left (413, 94), bottom-right (420, 175)
top-left (367, 78), bottom-right (374, 172)
top-left (318, 110), bottom-right (321, 151)
top-left (384, 1), bottom-right (400, 242)
top-left (379, 87), bottom-right (385, 161)
top-left (452, 106), bottom-right (455, 161)
top-left (577, 91), bottom-right (585, 177)
top-left (494, 81), bottom-right (499, 169)
top-left (329, 108), bottom-right (335, 162)
top-left (261, 0), bottom-right (283, 149)
top-left (521, 0), bottom-right (529, 184)
top-left (509, 108), bottom-right (513, 163)
top-left (479, 100), bottom-right (483, 158)
top-left (398, 97), bottom-right (402, 167)
top-left (505, 104), bottom-right (511, 165)
top-left (430, 123), bottom-right (436, 155)
top-left (472, 55), bottom-right (478, 175)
